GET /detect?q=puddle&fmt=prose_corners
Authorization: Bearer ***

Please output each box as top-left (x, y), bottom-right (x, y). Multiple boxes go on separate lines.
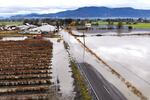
top-left (45, 38), bottom-right (75, 100)
top-left (1, 37), bottom-right (28, 41)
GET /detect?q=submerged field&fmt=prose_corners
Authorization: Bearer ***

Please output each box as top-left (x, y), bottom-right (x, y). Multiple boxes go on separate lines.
top-left (62, 29), bottom-right (150, 99)
top-left (78, 35), bottom-right (150, 99)
top-left (0, 39), bottom-right (53, 100)
top-left (92, 21), bottom-right (150, 29)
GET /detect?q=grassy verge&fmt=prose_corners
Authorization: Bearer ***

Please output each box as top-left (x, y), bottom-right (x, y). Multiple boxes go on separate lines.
top-left (70, 61), bottom-right (92, 100)
top-left (63, 41), bottom-right (91, 100)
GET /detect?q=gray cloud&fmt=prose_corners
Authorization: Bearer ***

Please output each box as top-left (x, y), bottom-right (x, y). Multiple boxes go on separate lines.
top-left (0, 0), bottom-right (150, 16)
top-left (0, 6), bottom-right (76, 16)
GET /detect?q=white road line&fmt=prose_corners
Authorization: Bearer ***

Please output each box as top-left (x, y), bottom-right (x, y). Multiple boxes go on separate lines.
top-left (77, 63), bottom-right (102, 100)
top-left (103, 86), bottom-right (111, 95)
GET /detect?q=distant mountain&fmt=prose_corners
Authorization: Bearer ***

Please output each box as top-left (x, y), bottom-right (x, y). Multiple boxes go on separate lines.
top-left (11, 6), bottom-right (150, 18)
top-left (0, 16), bottom-right (4, 19)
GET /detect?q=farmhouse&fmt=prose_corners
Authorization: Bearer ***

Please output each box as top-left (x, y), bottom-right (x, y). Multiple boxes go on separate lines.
top-left (29, 24), bottom-right (56, 33)
top-left (17, 23), bottom-right (37, 31)
top-left (0, 25), bottom-right (18, 31)
top-left (85, 23), bottom-right (92, 28)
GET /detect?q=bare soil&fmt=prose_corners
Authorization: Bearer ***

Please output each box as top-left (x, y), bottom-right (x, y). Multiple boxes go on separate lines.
top-left (0, 39), bottom-right (54, 100)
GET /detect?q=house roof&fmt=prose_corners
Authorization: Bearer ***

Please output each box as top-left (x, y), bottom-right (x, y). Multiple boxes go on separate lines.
top-left (30, 25), bottom-right (56, 32)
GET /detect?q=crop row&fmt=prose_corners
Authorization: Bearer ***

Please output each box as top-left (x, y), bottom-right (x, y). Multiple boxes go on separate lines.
top-left (0, 39), bottom-right (53, 99)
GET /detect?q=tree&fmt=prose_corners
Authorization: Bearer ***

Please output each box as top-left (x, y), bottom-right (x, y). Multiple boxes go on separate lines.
top-left (128, 26), bottom-right (133, 30)
top-left (117, 22), bottom-right (123, 29)
top-left (64, 19), bottom-right (73, 26)
top-left (107, 20), bottom-right (114, 29)
top-left (23, 19), bottom-right (29, 25)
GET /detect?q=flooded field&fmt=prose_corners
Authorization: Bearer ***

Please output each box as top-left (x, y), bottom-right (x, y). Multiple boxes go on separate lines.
top-left (74, 26), bottom-right (150, 37)
top-left (45, 38), bottom-right (75, 100)
top-left (60, 30), bottom-right (150, 100)
top-left (76, 26), bottom-right (150, 34)
top-left (0, 39), bottom-right (54, 100)
top-left (73, 31), bottom-right (150, 37)
top-left (78, 33), bottom-right (150, 99)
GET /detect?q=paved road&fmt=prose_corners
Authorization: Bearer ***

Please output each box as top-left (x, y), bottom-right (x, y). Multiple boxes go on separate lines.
top-left (78, 63), bottom-right (127, 100)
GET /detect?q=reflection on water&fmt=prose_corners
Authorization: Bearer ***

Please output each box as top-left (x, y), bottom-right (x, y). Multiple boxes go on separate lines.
top-left (79, 36), bottom-right (150, 84)
top-left (1, 37), bottom-right (28, 41)
top-left (73, 30), bottom-right (150, 37)
top-left (60, 30), bottom-right (150, 99)
top-left (49, 38), bottom-right (75, 100)
top-left (76, 25), bottom-right (150, 36)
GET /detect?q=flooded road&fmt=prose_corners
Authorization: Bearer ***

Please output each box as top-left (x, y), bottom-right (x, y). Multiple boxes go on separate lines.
top-left (60, 30), bottom-right (150, 100)
top-left (45, 38), bottom-right (75, 100)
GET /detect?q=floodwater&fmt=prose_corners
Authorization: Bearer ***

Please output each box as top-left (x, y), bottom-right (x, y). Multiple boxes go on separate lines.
top-left (45, 38), bottom-right (75, 100)
top-left (1, 36), bottom-right (28, 41)
top-left (78, 34), bottom-right (150, 99)
top-left (76, 25), bottom-right (150, 34)
top-left (60, 30), bottom-right (150, 100)
top-left (74, 27), bottom-right (150, 37)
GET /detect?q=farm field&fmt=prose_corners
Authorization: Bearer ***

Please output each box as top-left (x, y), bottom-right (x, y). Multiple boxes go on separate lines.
top-left (0, 21), bottom-right (23, 26)
top-left (92, 21), bottom-right (150, 29)
top-left (130, 23), bottom-right (150, 29)
top-left (0, 31), bottom-right (25, 37)
top-left (0, 39), bottom-right (53, 100)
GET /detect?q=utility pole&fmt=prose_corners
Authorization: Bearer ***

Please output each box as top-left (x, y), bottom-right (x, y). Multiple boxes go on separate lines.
top-left (83, 31), bottom-right (85, 62)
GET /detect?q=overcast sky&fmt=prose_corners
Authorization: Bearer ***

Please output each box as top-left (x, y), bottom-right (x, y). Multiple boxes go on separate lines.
top-left (0, 0), bottom-right (150, 16)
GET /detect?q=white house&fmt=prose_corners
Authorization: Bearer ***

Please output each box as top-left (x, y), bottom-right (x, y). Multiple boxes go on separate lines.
top-left (85, 23), bottom-right (92, 28)
top-left (17, 24), bottom-right (37, 31)
top-left (30, 25), bottom-right (56, 33)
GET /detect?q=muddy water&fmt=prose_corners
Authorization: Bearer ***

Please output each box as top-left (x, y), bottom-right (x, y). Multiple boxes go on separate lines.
top-left (76, 26), bottom-right (150, 34)
top-left (45, 38), bottom-right (75, 100)
top-left (73, 29), bottom-right (150, 37)
top-left (78, 36), bottom-right (150, 83)
top-left (79, 34), bottom-right (150, 99)
top-left (78, 36), bottom-right (150, 98)
top-left (60, 30), bottom-right (150, 100)
top-left (1, 37), bottom-right (28, 41)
